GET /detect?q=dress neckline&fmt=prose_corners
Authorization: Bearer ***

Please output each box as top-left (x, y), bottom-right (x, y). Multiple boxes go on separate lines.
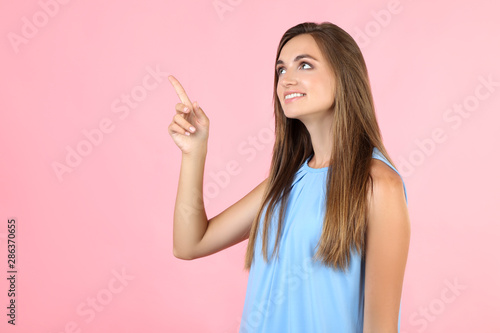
top-left (303, 155), bottom-right (329, 173)
top-left (303, 147), bottom-right (382, 173)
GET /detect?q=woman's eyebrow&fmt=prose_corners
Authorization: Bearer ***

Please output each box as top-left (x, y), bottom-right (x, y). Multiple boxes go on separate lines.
top-left (276, 54), bottom-right (318, 67)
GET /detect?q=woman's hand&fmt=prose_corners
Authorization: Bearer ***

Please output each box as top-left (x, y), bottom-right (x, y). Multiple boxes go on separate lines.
top-left (167, 75), bottom-right (210, 155)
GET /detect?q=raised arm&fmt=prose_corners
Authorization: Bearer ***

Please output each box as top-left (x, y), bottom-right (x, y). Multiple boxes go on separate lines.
top-left (167, 75), bottom-right (269, 260)
top-left (187, 177), bottom-right (269, 260)
top-left (173, 152), bottom-right (268, 260)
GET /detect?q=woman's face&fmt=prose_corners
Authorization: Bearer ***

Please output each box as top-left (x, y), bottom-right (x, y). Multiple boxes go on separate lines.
top-left (276, 34), bottom-right (336, 119)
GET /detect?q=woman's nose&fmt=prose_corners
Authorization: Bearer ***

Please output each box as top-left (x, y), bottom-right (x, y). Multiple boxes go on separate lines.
top-left (280, 71), bottom-right (297, 85)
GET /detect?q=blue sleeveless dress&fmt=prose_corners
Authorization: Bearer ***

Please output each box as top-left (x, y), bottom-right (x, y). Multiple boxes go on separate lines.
top-left (239, 147), bottom-right (408, 333)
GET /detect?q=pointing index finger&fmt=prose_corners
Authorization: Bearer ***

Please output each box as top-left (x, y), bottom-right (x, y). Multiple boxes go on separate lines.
top-left (168, 75), bottom-right (193, 110)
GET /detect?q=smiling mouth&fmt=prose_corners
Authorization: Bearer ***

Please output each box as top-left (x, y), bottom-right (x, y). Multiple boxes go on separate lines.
top-left (284, 94), bottom-right (306, 103)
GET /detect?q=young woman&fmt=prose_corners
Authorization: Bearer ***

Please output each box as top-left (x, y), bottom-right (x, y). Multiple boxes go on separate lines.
top-left (168, 21), bottom-right (410, 333)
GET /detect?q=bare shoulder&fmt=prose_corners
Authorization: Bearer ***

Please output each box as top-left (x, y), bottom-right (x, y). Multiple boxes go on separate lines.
top-left (367, 158), bottom-right (405, 203)
top-left (369, 158), bottom-right (403, 186)
top-left (366, 158), bottom-right (409, 229)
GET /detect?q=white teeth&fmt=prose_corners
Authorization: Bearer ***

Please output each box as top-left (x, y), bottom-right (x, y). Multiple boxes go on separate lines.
top-left (285, 93), bottom-right (305, 99)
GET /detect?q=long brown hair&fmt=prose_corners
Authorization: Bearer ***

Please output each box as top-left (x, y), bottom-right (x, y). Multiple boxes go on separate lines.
top-left (244, 21), bottom-right (399, 272)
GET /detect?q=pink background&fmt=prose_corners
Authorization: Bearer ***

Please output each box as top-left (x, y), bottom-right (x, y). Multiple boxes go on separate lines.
top-left (1, 0), bottom-right (499, 332)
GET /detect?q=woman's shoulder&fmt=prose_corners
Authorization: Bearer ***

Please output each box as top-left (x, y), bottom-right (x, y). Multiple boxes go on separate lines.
top-left (369, 158), bottom-right (403, 188)
top-left (367, 158), bottom-right (407, 213)
top-left (370, 147), bottom-right (408, 203)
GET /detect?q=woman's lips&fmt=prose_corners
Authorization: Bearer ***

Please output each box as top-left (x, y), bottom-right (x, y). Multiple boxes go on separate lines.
top-left (284, 95), bottom-right (305, 104)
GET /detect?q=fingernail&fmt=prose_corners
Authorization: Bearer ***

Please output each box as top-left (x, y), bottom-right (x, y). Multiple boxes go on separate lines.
top-left (189, 126), bottom-right (196, 132)
top-left (185, 131), bottom-right (190, 136)
top-left (183, 107), bottom-right (189, 112)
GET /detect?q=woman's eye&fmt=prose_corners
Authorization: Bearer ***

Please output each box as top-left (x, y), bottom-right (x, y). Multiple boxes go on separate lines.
top-left (277, 62), bottom-right (312, 76)
top-left (301, 62), bottom-right (312, 69)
